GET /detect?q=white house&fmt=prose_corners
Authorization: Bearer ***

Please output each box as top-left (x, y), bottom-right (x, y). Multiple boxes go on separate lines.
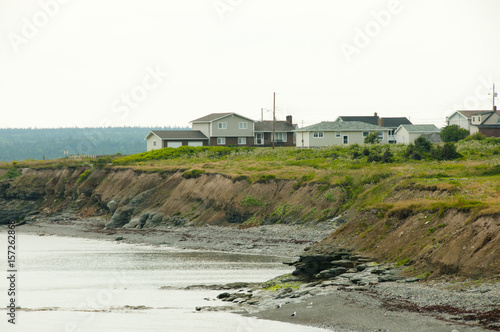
top-left (395, 124), bottom-right (441, 144)
top-left (145, 130), bottom-right (208, 151)
top-left (293, 121), bottom-right (389, 148)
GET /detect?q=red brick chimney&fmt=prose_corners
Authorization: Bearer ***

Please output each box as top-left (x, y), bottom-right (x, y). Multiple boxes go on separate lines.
top-left (378, 118), bottom-right (385, 127)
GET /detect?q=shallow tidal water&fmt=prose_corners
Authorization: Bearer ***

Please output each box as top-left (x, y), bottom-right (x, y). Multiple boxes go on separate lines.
top-left (0, 233), bottom-right (328, 332)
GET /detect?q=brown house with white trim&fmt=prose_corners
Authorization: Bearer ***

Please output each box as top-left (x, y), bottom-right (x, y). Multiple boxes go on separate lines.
top-left (254, 115), bottom-right (297, 147)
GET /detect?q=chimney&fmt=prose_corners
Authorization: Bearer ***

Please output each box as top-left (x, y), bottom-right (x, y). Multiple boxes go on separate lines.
top-left (286, 115), bottom-right (292, 124)
top-left (374, 112), bottom-right (378, 117)
top-left (378, 118), bottom-right (385, 127)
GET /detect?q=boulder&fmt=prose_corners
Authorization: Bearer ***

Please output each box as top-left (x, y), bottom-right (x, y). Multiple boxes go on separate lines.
top-left (107, 199), bottom-right (120, 213)
top-left (105, 206), bottom-right (134, 228)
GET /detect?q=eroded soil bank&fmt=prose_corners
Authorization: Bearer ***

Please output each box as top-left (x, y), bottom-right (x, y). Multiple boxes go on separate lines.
top-left (0, 166), bottom-right (499, 280)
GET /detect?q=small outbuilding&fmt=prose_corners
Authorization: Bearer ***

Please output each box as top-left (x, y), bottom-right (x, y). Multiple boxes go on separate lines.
top-left (395, 124), bottom-right (441, 144)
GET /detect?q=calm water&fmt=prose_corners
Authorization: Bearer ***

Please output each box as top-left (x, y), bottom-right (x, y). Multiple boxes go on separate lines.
top-left (0, 234), bottom-right (328, 332)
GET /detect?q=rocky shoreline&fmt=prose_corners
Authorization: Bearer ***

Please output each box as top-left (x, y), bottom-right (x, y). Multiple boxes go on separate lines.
top-left (9, 213), bottom-right (500, 331)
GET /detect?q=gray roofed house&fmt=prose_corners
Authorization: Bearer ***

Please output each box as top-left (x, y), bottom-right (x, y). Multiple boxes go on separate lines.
top-left (468, 109), bottom-right (500, 137)
top-left (445, 109), bottom-right (499, 131)
top-left (293, 121), bottom-right (390, 147)
top-left (253, 115), bottom-right (297, 146)
top-left (190, 112), bottom-right (255, 123)
top-left (145, 130), bottom-right (208, 150)
top-left (394, 124), bottom-right (441, 144)
top-left (337, 113), bottom-right (412, 143)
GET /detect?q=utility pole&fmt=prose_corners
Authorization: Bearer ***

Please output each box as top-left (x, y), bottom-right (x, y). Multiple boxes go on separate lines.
top-left (272, 92), bottom-right (276, 150)
top-left (493, 83), bottom-right (497, 110)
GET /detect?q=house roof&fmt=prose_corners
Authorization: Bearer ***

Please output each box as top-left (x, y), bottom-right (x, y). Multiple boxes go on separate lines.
top-left (337, 115), bottom-right (412, 128)
top-left (190, 112), bottom-right (255, 123)
top-left (382, 117), bottom-right (413, 127)
top-left (294, 121), bottom-right (388, 132)
top-left (396, 124), bottom-right (440, 133)
top-left (145, 130), bottom-right (208, 140)
top-left (337, 116), bottom-right (378, 125)
top-left (454, 110), bottom-right (493, 119)
top-left (254, 121), bottom-right (296, 132)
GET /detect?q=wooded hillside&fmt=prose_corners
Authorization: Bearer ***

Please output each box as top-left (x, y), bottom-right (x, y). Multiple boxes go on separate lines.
top-left (0, 127), bottom-right (188, 161)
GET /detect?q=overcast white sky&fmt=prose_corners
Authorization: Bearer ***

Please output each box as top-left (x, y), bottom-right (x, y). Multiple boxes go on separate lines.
top-left (1, 0), bottom-right (499, 129)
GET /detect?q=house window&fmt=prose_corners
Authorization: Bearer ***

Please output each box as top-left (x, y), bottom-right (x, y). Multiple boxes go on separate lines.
top-left (378, 131), bottom-right (383, 139)
top-left (275, 132), bottom-right (287, 142)
top-left (239, 122), bottom-right (247, 129)
top-left (335, 132), bottom-right (341, 138)
top-left (218, 122), bottom-right (227, 129)
top-left (478, 116), bottom-right (481, 122)
top-left (238, 137), bottom-right (246, 145)
top-left (343, 135), bottom-right (349, 144)
top-left (153, 140), bottom-right (157, 147)
top-left (313, 132), bottom-right (324, 138)
top-left (362, 131), bottom-right (369, 137)
top-left (217, 137), bottom-right (226, 145)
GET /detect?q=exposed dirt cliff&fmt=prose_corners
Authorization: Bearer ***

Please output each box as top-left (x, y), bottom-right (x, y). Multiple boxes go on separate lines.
top-left (0, 166), bottom-right (498, 279)
top-left (0, 167), bottom-right (346, 227)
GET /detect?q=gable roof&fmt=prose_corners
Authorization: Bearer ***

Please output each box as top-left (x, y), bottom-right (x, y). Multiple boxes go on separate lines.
top-left (337, 115), bottom-right (412, 128)
top-left (255, 120), bottom-right (296, 132)
top-left (382, 117), bottom-right (412, 127)
top-left (294, 121), bottom-right (388, 132)
top-left (145, 130), bottom-right (208, 140)
top-left (453, 110), bottom-right (493, 119)
top-left (190, 112), bottom-right (255, 123)
top-left (396, 124), bottom-right (440, 133)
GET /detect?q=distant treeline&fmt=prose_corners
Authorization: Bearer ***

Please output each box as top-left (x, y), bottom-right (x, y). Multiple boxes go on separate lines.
top-left (0, 127), bottom-right (189, 162)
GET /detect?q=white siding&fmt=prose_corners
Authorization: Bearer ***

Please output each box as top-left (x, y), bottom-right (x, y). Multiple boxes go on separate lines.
top-left (447, 113), bottom-right (470, 130)
top-left (146, 135), bottom-right (162, 151)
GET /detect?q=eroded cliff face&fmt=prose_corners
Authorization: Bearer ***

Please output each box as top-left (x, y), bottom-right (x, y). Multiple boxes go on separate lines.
top-left (1, 167), bottom-right (498, 279)
top-left (0, 167), bottom-right (345, 228)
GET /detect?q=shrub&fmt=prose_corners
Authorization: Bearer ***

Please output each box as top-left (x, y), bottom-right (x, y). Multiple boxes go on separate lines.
top-left (465, 132), bottom-right (486, 141)
top-left (232, 175), bottom-right (250, 183)
top-left (77, 170), bottom-right (92, 183)
top-left (256, 174), bottom-right (277, 183)
top-left (240, 194), bottom-right (266, 206)
top-left (433, 142), bottom-right (461, 160)
top-left (182, 169), bottom-right (205, 179)
top-left (1, 168), bottom-right (20, 180)
top-left (364, 132), bottom-right (381, 144)
top-left (440, 125), bottom-right (469, 142)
